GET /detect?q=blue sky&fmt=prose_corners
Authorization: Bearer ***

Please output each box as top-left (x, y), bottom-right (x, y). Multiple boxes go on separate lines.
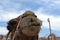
top-left (0, 0), bottom-right (60, 37)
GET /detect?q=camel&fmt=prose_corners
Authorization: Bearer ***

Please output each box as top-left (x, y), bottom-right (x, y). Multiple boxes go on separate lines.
top-left (6, 10), bottom-right (42, 40)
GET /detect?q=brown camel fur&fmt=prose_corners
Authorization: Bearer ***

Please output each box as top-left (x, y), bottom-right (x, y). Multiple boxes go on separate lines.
top-left (6, 10), bottom-right (42, 40)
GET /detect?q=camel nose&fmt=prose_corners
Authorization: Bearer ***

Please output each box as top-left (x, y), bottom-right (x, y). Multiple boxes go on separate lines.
top-left (30, 27), bottom-right (35, 31)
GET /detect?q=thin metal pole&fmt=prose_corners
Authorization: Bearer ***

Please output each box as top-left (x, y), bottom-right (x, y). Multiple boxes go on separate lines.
top-left (48, 18), bottom-right (52, 40)
top-left (48, 18), bottom-right (51, 34)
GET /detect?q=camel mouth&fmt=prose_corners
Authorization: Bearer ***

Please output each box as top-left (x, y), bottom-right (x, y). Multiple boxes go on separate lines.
top-left (21, 25), bottom-right (40, 36)
top-left (22, 29), bottom-right (39, 36)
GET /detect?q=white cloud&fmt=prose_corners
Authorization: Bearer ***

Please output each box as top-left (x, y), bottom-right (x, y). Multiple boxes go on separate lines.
top-left (0, 0), bottom-right (22, 12)
top-left (0, 12), bottom-right (19, 22)
top-left (35, 0), bottom-right (60, 9)
top-left (0, 27), bottom-right (8, 35)
top-left (0, 9), bottom-right (60, 31)
top-left (0, 0), bottom-right (60, 36)
top-left (0, 9), bottom-right (32, 22)
top-left (0, 10), bottom-right (25, 22)
top-left (35, 0), bottom-right (60, 4)
top-left (53, 0), bottom-right (60, 4)
top-left (52, 0), bottom-right (60, 8)
top-left (35, 8), bottom-right (60, 31)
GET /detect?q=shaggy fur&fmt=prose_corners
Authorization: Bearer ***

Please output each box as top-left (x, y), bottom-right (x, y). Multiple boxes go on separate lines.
top-left (6, 11), bottom-right (42, 40)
